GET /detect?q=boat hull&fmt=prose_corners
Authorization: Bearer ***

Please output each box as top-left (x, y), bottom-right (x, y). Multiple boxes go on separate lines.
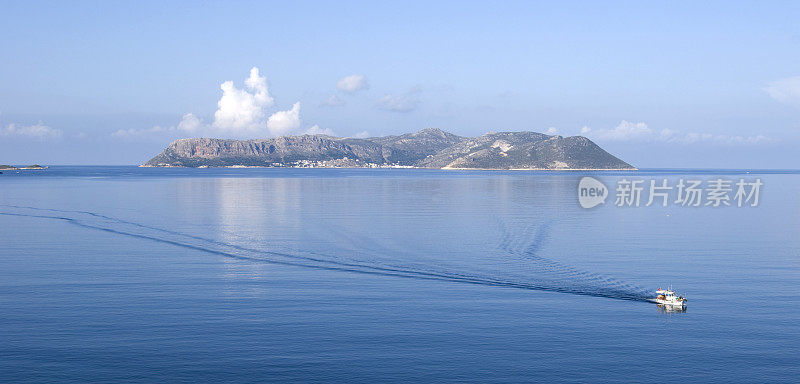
top-left (652, 299), bottom-right (686, 306)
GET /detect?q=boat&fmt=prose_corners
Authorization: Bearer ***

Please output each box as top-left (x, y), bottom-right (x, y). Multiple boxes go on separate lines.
top-left (652, 287), bottom-right (687, 307)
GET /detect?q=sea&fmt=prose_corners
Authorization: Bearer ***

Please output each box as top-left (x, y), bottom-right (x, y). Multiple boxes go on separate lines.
top-left (1, 166), bottom-right (798, 383)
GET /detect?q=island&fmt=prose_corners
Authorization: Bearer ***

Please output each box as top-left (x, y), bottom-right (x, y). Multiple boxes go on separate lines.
top-left (0, 164), bottom-right (47, 171)
top-left (21, 164), bottom-right (47, 170)
top-left (142, 128), bottom-right (635, 170)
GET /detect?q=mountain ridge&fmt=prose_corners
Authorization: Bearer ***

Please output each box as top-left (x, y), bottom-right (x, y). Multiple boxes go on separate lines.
top-left (142, 128), bottom-right (635, 170)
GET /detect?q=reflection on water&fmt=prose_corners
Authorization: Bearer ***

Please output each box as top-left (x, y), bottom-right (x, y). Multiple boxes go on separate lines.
top-left (657, 304), bottom-right (688, 314)
top-left (1, 168), bottom-right (799, 383)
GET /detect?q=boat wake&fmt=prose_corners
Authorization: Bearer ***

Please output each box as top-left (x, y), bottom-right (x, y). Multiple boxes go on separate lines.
top-left (496, 219), bottom-right (650, 300)
top-left (0, 204), bottom-right (651, 302)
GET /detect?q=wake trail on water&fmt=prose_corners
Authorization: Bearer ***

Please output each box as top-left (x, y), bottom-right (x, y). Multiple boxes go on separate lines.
top-left (0, 205), bottom-right (651, 302)
top-left (497, 219), bottom-right (651, 300)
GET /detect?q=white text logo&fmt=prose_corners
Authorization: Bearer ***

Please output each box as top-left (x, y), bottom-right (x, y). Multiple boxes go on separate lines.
top-left (578, 177), bottom-right (608, 208)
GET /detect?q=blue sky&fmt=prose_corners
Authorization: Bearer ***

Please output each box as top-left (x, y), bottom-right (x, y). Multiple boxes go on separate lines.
top-left (1, 1), bottom-right (799, 167)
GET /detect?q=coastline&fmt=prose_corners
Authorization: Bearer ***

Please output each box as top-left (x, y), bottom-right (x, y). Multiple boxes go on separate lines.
top-left (138, 164), bottom-right (638, 171)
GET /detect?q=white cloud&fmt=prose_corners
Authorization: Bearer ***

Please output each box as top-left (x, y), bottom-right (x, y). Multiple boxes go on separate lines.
top-left (353, 131), bottom-right (370, 138)
top-left (244, 67), bottom-right (274, 107)
top-left (657, 127), bottom-right (772, 145)
top-left (658, 128), bottom-right (678, 139)
top-left (588, 120), bottom-right (653, 141)
top-left (122, 67), bottom-right (312, 139)
top-left (712, 134), bottom-right (771, 145)
top-left (378, 87), bottom-right (421, 113)
top-left (546, 127), bottom-right (558, 135)
top-left (337, 74), bottom-right (369, 93)
top-left (321, 94), bottom-right (345, 107)
top-left (581, 120), bottom-right (773, 145)
top-left (177, 113), bottom-right (201, 133)
top-left (0, 122), bottom-right (62, 139)
top-left (764, 76), bottom-right (800, 106)
top-left (305, 124), bottom-right (335, 136)
top-left (682, 132), bottom-right (713, 143)
top-left (267, 102), bottom-right (301, 136)
top-left (112, 125), bottom-right (172, 138)
top-left (212, 67), bottom-right (274, 134)
top-left (112, 113), bottom-right (204, 140)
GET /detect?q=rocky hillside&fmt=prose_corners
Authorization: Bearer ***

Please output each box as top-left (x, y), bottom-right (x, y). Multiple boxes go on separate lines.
top-left (143, 128), bottom-right (635, 170)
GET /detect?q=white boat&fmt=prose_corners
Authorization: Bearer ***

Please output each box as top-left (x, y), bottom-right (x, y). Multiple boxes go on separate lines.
top-left (652, 287), bottom-right (687, 307)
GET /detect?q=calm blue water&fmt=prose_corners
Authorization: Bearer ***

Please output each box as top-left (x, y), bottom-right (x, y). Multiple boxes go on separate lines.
top-left (1, 167), bottom-right (798, 383)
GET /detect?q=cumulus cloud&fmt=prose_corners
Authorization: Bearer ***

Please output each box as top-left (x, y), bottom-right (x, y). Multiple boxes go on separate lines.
top-left (764, 76), bottom-right (800, 106)
top-left (118, 67), bottom-right (314, 139)
top-left (0, 122), bottom-right (62, 139)
top-left (245, 68), bottom-right (273, 106)
top-left (305, 124), bottom-right (335, 136)
top-left (177, 113), bottom-right (201, 133)
top-left (212, 67), bottom-right (274, 134)
top-left (581, 120), bottom-right (773, 145)
top-left (266, 102), bottom-right (301, 136)
top-left (353, 131), bottom-right (370, 138)
top-left (337, 74), bottom-right (369, 93)
top-left (546, 127), bottom-right (558, 135)
top-left (378, 87), bottom-right (421, 113)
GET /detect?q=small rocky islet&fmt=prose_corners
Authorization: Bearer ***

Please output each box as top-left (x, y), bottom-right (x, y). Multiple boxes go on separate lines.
top-left (0, 164), bottom-right (47, 171)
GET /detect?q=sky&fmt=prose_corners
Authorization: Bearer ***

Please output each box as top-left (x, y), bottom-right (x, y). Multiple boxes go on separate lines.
top-left (1, 0), bottom-right (799, 167)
